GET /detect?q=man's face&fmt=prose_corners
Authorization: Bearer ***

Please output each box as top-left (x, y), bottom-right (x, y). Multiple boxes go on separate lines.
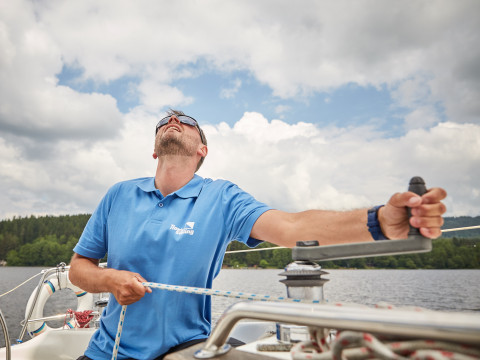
top-left (154, 116), bottom-right (202, 158)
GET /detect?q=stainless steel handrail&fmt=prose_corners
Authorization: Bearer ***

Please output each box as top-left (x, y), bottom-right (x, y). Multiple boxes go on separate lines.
top-left (195, 301), bottom-right (480, 358)
top-left (17, 262), bottom-right (107, 342)
top-left (0, 307), bottom-right (11, 360)
top-left (24, 311), bottom-right (100, 325)
top-left (17, 266), bottom-right (64, 341)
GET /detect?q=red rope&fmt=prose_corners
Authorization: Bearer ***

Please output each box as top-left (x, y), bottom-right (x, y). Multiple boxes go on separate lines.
top-left (65, 309), bottom-right (94, 328)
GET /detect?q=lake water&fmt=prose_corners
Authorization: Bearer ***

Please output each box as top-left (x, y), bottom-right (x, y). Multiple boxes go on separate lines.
top-left (1, 267), bottom-right (479, 347)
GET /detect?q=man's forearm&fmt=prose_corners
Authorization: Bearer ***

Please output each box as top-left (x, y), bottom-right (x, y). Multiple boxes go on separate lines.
top-left (252, 208), bottom-right (373, 248)
top-left (69, 254), bottom-right (114, 293)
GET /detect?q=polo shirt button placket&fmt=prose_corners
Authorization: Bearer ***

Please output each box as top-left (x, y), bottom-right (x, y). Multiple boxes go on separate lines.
top-left (158, 203), bottom-right (164, 208)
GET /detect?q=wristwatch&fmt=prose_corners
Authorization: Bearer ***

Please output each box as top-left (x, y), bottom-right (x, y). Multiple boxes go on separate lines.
top-left (367, 205), bottom-right (388, 241)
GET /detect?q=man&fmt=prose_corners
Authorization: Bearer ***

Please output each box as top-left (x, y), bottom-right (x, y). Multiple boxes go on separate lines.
top-left (70, 110), bottom-right (447, 360)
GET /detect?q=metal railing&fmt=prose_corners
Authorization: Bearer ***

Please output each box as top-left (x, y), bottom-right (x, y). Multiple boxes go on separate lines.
top-left (17, 262), bottom-right (106, 342)
top-left (17, 265), bottom-right (68, 342)
top-left (194, 301), bottom-right (480, 358)
top-left (0, 307), bottom-right (11, 360)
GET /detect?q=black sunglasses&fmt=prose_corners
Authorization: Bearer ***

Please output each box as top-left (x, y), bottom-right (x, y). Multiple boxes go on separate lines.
top-left (155, 115), bottom-right (206, 145)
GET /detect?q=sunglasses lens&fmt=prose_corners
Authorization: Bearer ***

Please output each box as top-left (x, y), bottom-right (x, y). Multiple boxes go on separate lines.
top-left (156, 115), bottom-right (198, 131)
top-left (178, 116), bottom-right (197, 126)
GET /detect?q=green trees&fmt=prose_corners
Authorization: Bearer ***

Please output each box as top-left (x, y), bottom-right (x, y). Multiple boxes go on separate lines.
top-left (0, 214), bottom-right (479, 268)
top-left (0, 215), bottom-right (89, 267)
top-left (5, 235), bottom-right (78, 266)
top-left (222, 242), bottom-right (293, 268)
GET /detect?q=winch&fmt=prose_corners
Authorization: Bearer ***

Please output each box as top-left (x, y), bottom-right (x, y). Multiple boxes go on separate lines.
top-left (277, 240), bottom-right (329, 343)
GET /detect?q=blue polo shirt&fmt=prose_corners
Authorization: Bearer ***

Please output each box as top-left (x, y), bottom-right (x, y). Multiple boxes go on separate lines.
top-left (73, 175), bottom-right (271, 360)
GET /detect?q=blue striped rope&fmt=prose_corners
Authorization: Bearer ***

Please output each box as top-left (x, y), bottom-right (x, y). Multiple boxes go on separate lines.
top-left (111, 282), bottom-right (320, 359)
top-left (142, 282), bottom-right (320, 303)
top-left (111, 305), bottom-right (127, 360)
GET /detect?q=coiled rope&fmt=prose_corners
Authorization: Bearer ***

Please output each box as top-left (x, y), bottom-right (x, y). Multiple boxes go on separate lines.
top-left (290, 330), bottom-right (480, 360)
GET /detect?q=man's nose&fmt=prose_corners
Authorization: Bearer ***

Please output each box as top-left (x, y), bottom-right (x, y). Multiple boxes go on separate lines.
top-left (168, 116), bottom-right (180, 124)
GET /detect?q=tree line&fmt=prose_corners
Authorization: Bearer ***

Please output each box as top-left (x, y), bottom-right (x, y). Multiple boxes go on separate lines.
top-left (0, 214), bottom-right (90, 266)
top-left (223, 237), bottom-right (480, 269)
top-left (0, 214), bottom-right (479, 268)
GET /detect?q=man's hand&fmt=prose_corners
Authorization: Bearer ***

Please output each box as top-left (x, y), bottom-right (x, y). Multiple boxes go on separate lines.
top-left (379, 187), bottom-right (447, 240)
top-left (69, 253), bottom-right (152, 306)
top-left (109, 270), bottom-right (152, 305)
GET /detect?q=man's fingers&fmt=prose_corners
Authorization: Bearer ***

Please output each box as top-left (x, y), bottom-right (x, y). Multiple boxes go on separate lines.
top-left (420, 227), bottom-right (442, 239)
top-left (134, 274), bottom-right (152, 293)
top-left (411, 202), bottom-right (447, 217)
top-left (389, 192), bottom-right (421, 208)
top-left (422, 187), bottom-right (447, 204)
top-left (410, 213), bottom-right (444, 229)
top-left (383, 187), bottom-right (447, 240)
top-left (113, 271), bottom-right (153, 305)
top-left (409, 188), bottom-right (446, 239)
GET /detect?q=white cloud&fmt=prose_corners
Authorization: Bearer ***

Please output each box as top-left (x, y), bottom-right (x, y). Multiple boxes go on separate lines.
top-left (220, 78), bottom-right (242, 99)
top-left (404, 106), bottom-right (441, 130)
top-left (274, 105), bottom-right (291, 117)
top-left (201, 113), bottom-right (480, 215)
top-left (137, 81), bottom-right (194, 113)
top-left (0, 0), bottom-right (123, 143)
top-left (18, 0), bottom-right (476, 123)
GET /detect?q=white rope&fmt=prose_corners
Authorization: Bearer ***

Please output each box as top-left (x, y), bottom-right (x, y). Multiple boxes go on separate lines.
top-left (111, 305), bottom-right (127, 360)
top-left (441, 225), bottom-right (480, 233)
top-left (0, 272), bottom-right (42, 298)
top-left (226, 246), bottom-right (286, 254)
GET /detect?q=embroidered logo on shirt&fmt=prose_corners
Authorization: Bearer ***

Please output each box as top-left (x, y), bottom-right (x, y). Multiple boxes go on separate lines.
top-left (169, 222), bottom-right (195, 235)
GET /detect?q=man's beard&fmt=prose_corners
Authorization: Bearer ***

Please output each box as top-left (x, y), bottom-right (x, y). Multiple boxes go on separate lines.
top-left (155, 135), bottom-right (197, 158)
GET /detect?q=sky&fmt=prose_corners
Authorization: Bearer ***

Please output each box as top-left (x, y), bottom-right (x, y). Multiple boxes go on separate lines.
top-left (0, 0), bottom-right (479, 221)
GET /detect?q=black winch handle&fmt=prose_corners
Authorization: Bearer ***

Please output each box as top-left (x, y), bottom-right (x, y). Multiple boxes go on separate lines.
top-left (292, 177), bottom-right (432, 262)
top-left (407, 176), bottom-right (427, 238)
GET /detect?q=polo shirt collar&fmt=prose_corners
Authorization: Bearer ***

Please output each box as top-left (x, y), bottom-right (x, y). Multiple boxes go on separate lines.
top-left (136, 175), bottom-right (203, 199)
top-left (174, 174), bottom-right (203, 198)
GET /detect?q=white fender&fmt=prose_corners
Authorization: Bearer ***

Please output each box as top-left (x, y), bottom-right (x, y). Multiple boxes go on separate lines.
top-left (25, 270), bottom-right (94, 337)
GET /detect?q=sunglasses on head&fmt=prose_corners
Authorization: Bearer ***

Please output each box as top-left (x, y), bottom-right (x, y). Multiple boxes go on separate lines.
top-left (155, 115), bottom-right (206, 144)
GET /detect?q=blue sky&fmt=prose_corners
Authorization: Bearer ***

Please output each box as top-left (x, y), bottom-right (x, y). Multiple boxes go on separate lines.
top-left (0, 0), bottom-right (479, 219)
top-left (58, 64), bottom-right (398, 133)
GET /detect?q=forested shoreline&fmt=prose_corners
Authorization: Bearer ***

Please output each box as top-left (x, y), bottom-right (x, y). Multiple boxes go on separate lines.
top-left (0, 214), bottom-right (479, 268)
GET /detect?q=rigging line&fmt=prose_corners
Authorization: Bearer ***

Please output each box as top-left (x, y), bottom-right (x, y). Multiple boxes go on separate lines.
top-left (226, 246), bottom-right (286, 254)
top-left (0, 272), bottom-right (42, 298)
top-left (441, 225), bottom-right (480, 233)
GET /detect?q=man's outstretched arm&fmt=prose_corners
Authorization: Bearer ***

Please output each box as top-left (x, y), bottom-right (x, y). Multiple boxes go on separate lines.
top-left (251, 187), bottom-right (447, 248)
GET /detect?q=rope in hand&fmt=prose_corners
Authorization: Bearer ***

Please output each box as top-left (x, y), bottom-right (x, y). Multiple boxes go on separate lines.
top-left (110, 281), bottom-right (322, 360)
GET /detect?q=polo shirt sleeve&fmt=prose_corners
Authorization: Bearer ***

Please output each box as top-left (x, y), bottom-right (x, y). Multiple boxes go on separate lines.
top-left (73, 184), bottom-right (119, 259)
top-left (221, 182), bottom-right (272, 248)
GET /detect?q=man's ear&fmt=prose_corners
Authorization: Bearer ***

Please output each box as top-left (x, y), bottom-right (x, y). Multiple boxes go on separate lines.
top-left (197, 144), bottom-right (208, 158)
top-left (152, 151), bottom-right (158, 159)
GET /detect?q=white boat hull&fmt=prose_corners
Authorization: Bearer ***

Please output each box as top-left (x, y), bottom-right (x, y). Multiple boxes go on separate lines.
top-left (0, 328), bottom-right (94, 360)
